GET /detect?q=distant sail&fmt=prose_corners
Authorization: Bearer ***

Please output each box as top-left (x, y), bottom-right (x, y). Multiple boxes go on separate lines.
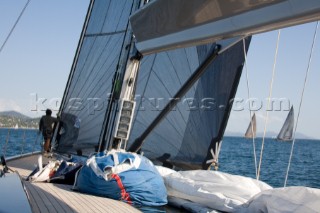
top-left (277, 106), bottom-right (294, 141)
top-left (245, 113), bottom-right (256, 139)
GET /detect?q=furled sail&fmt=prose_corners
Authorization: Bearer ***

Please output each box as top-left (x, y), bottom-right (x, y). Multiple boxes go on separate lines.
top-left (127, 37), bottom-right (251, 169)
top-left (245, 113), bottom-right (256, 139)
top-left (55, 0), bottom-right (140, 155)
top-left (276, 106), bottom-right (294, 141)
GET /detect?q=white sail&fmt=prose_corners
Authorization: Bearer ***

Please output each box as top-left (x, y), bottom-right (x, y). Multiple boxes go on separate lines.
top-left (245, 113), bottom-right (256, 139)
top-left (277, 106), bottom-right (294, 141)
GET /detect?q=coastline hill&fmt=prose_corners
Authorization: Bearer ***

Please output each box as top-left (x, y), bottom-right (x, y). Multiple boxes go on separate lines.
top-left (0, 111), bottom-right (39, 129)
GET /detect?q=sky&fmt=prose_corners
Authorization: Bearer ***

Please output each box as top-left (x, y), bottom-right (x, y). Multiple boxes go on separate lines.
top-left (0, 1), bottom-right (319, 139)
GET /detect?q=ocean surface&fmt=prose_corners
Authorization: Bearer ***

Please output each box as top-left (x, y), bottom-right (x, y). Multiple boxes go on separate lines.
top-left (0, 128), bottom-right (42, 157)
top-left (0, 128), bottom-right (319, 188)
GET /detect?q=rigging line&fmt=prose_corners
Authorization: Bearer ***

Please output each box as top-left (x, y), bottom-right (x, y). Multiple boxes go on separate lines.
top-left (284, 21), bottom-right (319, 187)
top-left (257, 30), bottom-right (281, 180)
top-left (242, 38), bottom-right (258, 179)
top-left (0, 0), bottom-right (31, 55)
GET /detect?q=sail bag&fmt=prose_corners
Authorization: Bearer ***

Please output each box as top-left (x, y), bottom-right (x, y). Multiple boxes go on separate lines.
top-left (73, 150), bottom-right (167, 206)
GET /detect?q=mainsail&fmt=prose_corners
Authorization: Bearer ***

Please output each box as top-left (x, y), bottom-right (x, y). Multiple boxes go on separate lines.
top-left (276, 106), bottom-right (294, 141)
top-left (54, 0), bottom-right (251, 170)
top-left (127, 37), bottom-right (251, 169)
top-left (245, 113), bottom-right (256, 139)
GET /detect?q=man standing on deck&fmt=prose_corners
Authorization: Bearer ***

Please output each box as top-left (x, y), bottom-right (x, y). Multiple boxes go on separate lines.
top-left (39, 109), bottom-right (58, 155)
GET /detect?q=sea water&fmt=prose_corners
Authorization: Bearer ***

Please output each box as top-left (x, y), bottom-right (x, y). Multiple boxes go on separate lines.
top-left (0, 128), bottom-right (319, 188)
top-left (218, 136), bottom-right (320, 188)
top-left (0, 128), bottom-right (41, 157)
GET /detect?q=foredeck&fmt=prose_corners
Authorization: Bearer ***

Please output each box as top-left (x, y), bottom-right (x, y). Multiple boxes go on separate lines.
top-left (7, 154), bottom-right (141, 213)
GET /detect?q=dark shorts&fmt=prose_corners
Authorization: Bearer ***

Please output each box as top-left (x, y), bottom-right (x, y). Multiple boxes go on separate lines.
top-left (43, 129), bottom-right (53, 140)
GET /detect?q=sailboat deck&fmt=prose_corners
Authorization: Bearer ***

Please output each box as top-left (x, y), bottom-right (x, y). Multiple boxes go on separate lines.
top-left (7, 154), bottom-right (141, 213)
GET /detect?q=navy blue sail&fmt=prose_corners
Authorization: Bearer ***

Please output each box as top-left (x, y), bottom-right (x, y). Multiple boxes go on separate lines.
top-left (128, 38), bottom-right (250, 169)
top-left (54, 0), bottom-right (251, 171)
top-left (55, 0), bottom-right (140, 155)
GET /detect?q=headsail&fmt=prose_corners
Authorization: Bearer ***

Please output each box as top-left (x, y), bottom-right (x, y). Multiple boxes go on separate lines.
top-left (245, 113), bottom-right (256, 139)
top-left (55, 0), bottom-right (140, 156)
top-left (277, 106), bottom-right (294, 141)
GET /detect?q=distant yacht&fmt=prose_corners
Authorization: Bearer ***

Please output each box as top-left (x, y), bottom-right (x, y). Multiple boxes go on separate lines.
top-left (244, 113), bottom-right (256, 139)
top-left (14, 124), bottom-right (19, 129)
top-left (276, 106), bottom-right (294, 141)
